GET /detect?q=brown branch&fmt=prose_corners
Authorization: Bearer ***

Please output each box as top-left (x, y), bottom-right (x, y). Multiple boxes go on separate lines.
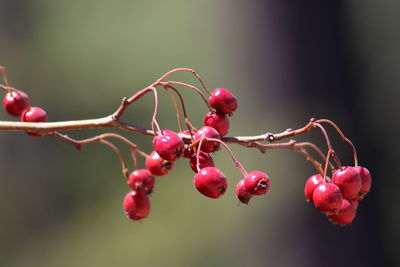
top-left (0, 117), bottom-right (328, 152)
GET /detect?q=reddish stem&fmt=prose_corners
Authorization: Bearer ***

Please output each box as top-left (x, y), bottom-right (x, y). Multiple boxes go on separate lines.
top-left (316, 119), bottom-right (358, 166)
top-left (312, 122), bottom-right (341, 169)
top-left (204, 137), bottom-right (248, 177)
top-left (159, 81), bottom-right (213, 112)
top-left (156, 68), bottom-right (212, 95)
top-left (163, 86), bottom-right (183, 132)
top-left (0, 66), bottom-right (9, 87)
top-left (163, 84), bottom-right (195, 139)
top-left (99, 139), bottom-right (129, 179)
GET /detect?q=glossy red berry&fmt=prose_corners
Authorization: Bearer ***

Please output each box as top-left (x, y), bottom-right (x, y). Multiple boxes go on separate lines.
top-left (123, 190), bottom-right (151, 221)
top-left (21, 106), bottom-right (48, 136)
top-left (194, 126), bottom-right (221, 153)
top-left (3, 89), bottom-right (30, 117)
top-left (304, 174), bottom-right (324, 203)
top-left (194, 167), bottom-right (227, 198)
top-left (328, 199), bottom-right (358, 226)
top-left (332, 166), bottom-right (362, 199)
top-left (189, 151), bottom-right (215, 173)
top-left (244, 171), bottom-right (270, 195)
top-left (203, 111), bottom-right (230, 137)
top-left (236, 179), bottom-right (253, 204)
top-left (153, 129), bottom-right (184, 161)
top-left (209, 88), bottom-right (237, 115)
top-left (353, 166), bottom-right (372, 200)
top-left (127, 169), bottom-right (155, 195)
top-left (145, 151), bottom-right (174, 176)
top-left (312, 183), bottom-right (343, 214)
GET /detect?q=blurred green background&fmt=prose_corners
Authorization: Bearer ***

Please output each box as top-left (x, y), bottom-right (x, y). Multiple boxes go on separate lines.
top-left (0, 1), bottom-right (398, 266)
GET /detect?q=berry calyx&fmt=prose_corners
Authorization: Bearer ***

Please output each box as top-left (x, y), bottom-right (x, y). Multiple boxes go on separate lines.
top-left (178, 130), bottom-right (197, 159)
top-left (332, 166), bottom-right (362, 199)
top-left (194, 167), bottom-right (227, 198)
top-left (123, 190), bottom-right (151, 221)
top-left (312, 183), bottom-right (343, 214)
top-left (3, 89), bottom-right (30, 117)
top-left (304, 174), bottom-right (324, 203)
top-left (182, 145), bottom-right (195, 159)
top-left (153, 129), bottom-right (185, 161)
top-left (328, 199), bottom-right (358, 226)
top-left (194, 126), bottom-right (221, 153)
top-left (236, 179), bottom-right (253, 204)
top-left (203, 111), bottom-right (230, 137)
top-left (209, 88), bottom-right (238, 115)
top-left (145, 151), bottom-right (174, 176)
top-left (189, 151), bottom-right (215, 173)
top-left (127, 169), bottom-right (155, 195)
top-left (244, 170), bottom-right (270, 195)
top-left (353, 166), bottom-right (372, 200)
top-left (20, 106), bottom-right (48, 137)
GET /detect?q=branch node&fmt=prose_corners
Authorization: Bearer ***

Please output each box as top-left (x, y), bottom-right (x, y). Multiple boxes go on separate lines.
top-left (265, 132), bottom-right (275, 142)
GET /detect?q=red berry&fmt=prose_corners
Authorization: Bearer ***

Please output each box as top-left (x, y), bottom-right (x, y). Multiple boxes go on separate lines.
top-left (332, 166), bottom-right (362, 199)
top-left (304, 174), bottom-right (324, 203)
top-left (194, 167), bottom-right (227, 198)
top-left (236, 179), bottom-right (253, 204)
top-left (353, 166), bottom-right (371, 200)
top-left (328, 199), bottom-right (358, 226)
top-left (153, 129), bottom-right (184, 161)
top-left (3, 89), bottom-right (30, 116)
top-left (194, 126), bottom-right (221, 153)
top-left (209, 88), bottom-right (237, 115)
top-left (182, 145), bottom-right (195, 159)
top-left (127, 169), bottom-right (155, 195)
top-left (203, 112), bottom-right (230, 137)
top-left (312, 183), bottom-right (343, 214)
top-left (189, 151), bottom-right (215, 173)
top-left (123, 190), bottom-right (151, 221)
top-left (244, 170), bottom-right (270, 195)
top-left (145, 151), bottom-right (174, 176)
top-left (21, 106), bottom-right (48, 137)
top-left (178, 130), bottom-right (197, 159)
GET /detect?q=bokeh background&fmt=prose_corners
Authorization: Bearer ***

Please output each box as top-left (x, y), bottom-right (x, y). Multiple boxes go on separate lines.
top-left (0, 1), bottom-right (399, 266)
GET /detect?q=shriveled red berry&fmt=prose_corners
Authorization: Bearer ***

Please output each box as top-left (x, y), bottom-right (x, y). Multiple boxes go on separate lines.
top-left (203, 111), bottom-right (230, 137)
top-left (189, 151), bottom-right (215, 173)
top-left (145, 151), bottom-right (174, 176)
top-left (21, 106), bottom-right (48, 137)
top-left (153, 129), bottom-right (184, 161)
top-left (328, 199), bottom-right (358, 226)
top-left (332, 166), bottom-right (362, 199)
top-left (209, 88), bottom-right (237, 115)
top-left (194, 126), bottom-right (221, 153)
top-left (123, 190), bottom-right (151, 221)
top-left (236, 179), bottom-right (253, 204)
top-left (304, 174), bottom-right (324, 203)
top-left (244, 171), bottom-right (270, 195)
top-left (194, 167), bottom-right (227, 198)
top-left (312, 183), bottom-right (343, 214)
top-left (127, 169), bottom-right (155, 195)
top-left (353, 166), bottom-right (372, 200)
top-left (3, 89), bottom-right (30, 116)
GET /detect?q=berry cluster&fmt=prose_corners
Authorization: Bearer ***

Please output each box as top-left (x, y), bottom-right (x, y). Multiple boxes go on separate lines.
top-left (305, 166), bottom-right (371, 225)
top-left (0, 66), bottom-right (371, 226)
top-left (1, 67), bottom-right (48, 136)
top-left (122, 87), bottom-right (271, 220)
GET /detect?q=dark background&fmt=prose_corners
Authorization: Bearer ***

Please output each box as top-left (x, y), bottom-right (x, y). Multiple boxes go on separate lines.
top-left (0, 1), bottom-right (398, 266)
